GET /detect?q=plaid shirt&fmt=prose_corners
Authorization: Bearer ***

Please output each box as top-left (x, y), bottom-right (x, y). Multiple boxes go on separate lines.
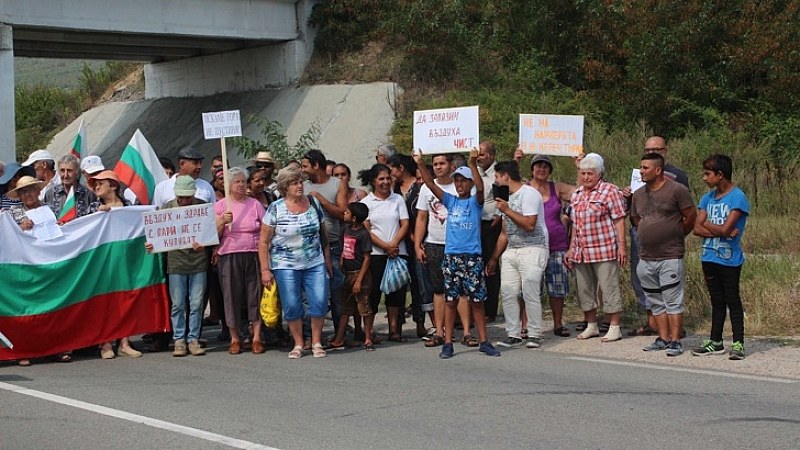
top-left (568, 180), bottom-right (627, 263)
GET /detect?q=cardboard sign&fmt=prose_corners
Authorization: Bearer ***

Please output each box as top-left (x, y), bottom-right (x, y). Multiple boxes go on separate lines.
top-left (143, 204), bottom-right (219, 253)
top-left (413, 106), bottom-right (479, 154)
top-left (202, 110), bottom-right (242, 140)
top-left (519, 114), bottom-right (583, 156)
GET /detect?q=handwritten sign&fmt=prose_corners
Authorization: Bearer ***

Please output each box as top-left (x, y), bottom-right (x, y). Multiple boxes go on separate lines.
top-left (202, 110), bottom-right (242, 140)
top-left (519, 114), bottom-right (583, 156)
top-left (142, 204), bottom-right (219, 253)
top-left (413, 106), bottom-right (479, 154)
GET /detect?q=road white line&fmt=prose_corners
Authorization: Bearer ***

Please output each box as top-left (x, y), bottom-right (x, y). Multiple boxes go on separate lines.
top-left (565, 357), bottom-right (799, 384)
top-left (0, 381), bottom-right (279, 449)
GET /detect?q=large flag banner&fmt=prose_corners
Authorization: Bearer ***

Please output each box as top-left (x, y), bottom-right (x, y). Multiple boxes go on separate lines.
top-left (71, 118), bottom-right (87, 160)
top-left (0, 207), bottom-right (171, 361)
top-left (114, 129), bottom-right (169, 205)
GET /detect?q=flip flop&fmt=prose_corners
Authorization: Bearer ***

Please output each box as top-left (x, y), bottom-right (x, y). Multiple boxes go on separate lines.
top-left (424, 335), bottom-right (444, 347)
top-left (364, 342), bottom-right (376, 352)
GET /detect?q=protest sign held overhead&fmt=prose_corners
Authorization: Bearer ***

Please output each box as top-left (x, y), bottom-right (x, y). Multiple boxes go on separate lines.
top-left (202, 110), bottom-right (242, 140)
top-left (519, 114), bottom-right (584, 156)
top-left (413, 106), bottom-right (479, 154)
top-left (143, 203), bottom-right (219, 253)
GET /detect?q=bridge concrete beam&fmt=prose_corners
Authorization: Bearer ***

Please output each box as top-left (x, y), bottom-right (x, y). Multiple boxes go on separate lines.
top-left (0, 23), bottom-right (14, 163)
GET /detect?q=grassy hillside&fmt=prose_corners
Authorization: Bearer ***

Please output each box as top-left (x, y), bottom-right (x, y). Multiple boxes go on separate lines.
top-left (15, 58), bottom-right (105, 89)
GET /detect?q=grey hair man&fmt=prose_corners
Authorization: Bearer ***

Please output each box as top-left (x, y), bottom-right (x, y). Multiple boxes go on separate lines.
top-left (376, 144), bottom-right (397, 165)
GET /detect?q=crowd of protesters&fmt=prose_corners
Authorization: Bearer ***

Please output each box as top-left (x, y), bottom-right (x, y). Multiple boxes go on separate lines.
top-left (0, 136), bottom-right (749, 363)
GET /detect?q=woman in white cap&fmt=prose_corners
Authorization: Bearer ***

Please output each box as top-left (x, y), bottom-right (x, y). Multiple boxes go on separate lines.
top-left (88, 170), bottom-right (143, 359)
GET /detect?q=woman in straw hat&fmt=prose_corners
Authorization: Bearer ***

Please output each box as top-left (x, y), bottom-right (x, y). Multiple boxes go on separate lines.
top-left (8, 176), bottom-right (73, 365)
top-left (88, 170), bottom-right (143, 359)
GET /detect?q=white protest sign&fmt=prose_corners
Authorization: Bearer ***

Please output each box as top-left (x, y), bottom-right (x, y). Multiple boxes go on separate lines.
top-left (202, 110), bottom-right (242, 140)
top-left (519, 114), bottom-right (584, 156)
top-left (631, 169), bottom-right (645, 192)
top-left (142, 203), bottom-right (219, 253)
top-left (413, 105), bottom-right (479, 154)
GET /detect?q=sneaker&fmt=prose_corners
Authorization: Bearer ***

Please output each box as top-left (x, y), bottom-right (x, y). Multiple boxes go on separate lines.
top-left (690, 339), bottom-right (725, 356)
top-left (496, 336), bottom-right (523, 348)
top-left (439, 343), bottom-right (454, 359)
top-left (172, 339), bottom-right (188, 357)
top-left (642, 337), bottom-right (668, 352)
top-left (479, 341), bottom-right (501, 357)
top-left (666, 341), bottom-right (684, 357)
top-left (526, 337), bottom-right (542, 349)
top-left (729, 341), bottom-right (745, 360)
top-left (188, 340), bottom-right (206, 356)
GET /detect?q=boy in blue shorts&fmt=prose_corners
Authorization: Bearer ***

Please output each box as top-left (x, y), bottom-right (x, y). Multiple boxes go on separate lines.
top-left (691, 154), bottom-right (750, 360)
top-left (413, 149), bottom-right (501, 358)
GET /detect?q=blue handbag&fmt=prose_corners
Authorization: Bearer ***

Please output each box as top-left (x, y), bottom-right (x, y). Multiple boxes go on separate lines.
top-left (380, 257), bottom-right (410, 294)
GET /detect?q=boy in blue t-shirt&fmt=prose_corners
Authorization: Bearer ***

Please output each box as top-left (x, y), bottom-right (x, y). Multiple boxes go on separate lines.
top-left (413, 149), bottom-right (501, 358)
top-left (691, 154), bottom-right (750, 360)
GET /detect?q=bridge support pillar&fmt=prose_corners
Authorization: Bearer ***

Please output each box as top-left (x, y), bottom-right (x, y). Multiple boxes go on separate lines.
top-left (0, 24), bottom-right (15, 163)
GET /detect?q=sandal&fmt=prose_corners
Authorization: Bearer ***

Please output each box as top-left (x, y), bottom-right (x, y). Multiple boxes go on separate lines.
top-left (18, 359), bottom-right (31, 367)
top-left (424, 335), bottom-right (444, 347)
top-left (288, 346), bottom-right (303, 359)
top-left (575, 321), bottom-right (588, 331)
top-left (312, 343), bottom-right (327, 358)
top-left (388, 334), bottom-right (407, 343)
top-left (553, 326), bottom-right (571, 337)
top-left (53, 353), bottom-right (72, 363)
top-left (461, 335), bottom-right (479, 347)
top-left (521, 329), bottom-right (529, 339)
top-left (364, 342), bottom-right (376, 352)
top-left (326, 340), bottom-right (347, 351)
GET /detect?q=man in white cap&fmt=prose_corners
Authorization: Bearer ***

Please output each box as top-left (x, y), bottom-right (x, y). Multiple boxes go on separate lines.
top-left (22, 150), bottom-right (59, 201)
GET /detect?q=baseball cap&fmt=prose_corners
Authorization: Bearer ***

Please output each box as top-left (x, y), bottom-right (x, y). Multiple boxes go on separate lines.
top-left (174, 175), bottom-right (197, 197)
top-left (22, 150), bottom-right (55, 167)
top-left (80, 155), bottom-right (105, 174)
top-left (452, 166), bottom-right (474, 181)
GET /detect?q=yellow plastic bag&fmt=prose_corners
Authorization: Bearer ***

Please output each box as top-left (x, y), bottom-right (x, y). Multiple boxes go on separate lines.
top-left (260, 283), bottom-right (280, 327)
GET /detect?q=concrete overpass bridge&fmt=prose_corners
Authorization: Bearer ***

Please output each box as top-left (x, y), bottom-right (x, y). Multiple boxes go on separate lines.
top-left (1, 0), bottom-right (320, 162)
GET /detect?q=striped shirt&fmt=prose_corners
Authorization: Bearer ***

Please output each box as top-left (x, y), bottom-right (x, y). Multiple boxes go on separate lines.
top-left (568, 180), bottom-right (627, 263)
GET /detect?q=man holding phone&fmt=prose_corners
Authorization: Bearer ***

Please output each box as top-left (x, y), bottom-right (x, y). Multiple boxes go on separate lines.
top-left (485, 161), bottom-right (549, 348)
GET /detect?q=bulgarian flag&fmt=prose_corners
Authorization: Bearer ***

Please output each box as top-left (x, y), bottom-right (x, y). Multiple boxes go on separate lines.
top-left (70, 118), bottom-right (87, 159)
top-left (0, 207), bottom-right (170, 360)
top-left (57, 186), bottom-right (77, 224)
top-left (114, 129), bottom-right (168, 205)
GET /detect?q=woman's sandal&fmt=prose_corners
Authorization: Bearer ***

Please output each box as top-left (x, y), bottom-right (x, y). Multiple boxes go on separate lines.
top-left (424, 335), bottom-right (444, 347)
top-left (364, 342), bottom-right (376, 352)
top-left (460, 335), bottom-right (479, 347)
top-left (288, 346), bottom-right (303, 359)
top-left (312, 343), bottom-right (327, 358)
top-left (553, 326), bottom-right (571, 337)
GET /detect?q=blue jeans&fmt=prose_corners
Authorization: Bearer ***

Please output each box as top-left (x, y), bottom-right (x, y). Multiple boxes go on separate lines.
top-left (168, 272), bottom-right (207, 342)
top-left (274, 263), bottom-right (330, 321)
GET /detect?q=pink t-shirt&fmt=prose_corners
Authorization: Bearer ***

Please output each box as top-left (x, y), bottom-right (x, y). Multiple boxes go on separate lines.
top-left (214, 197), bottom-right (266, 255)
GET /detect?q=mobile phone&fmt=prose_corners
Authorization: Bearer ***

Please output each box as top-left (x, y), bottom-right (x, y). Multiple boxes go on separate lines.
top-left (492, 184), bottom-right (509, 201)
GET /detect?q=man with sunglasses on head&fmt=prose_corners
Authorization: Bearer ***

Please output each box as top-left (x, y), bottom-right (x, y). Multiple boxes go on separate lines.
top-left (624, 136), bottom-right (690, 338)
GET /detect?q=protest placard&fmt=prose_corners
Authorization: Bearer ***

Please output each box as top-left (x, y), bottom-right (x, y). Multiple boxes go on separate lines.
top-left (142, 203), bottom-right (219, 253)
top-left (202, 110), bottom-right (242, 140)
top-left (519, 114), bottom-right (584, 156)
top-left (631, 168), bottom-right (645, 192)
top-left (413, 106), bottom-right (479, 154)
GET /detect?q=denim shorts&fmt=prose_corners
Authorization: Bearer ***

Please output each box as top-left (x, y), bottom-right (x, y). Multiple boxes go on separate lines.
top-left (442, 254), bottom-right (486, 303)
top-left (273, 263), bottom-right (330, 321)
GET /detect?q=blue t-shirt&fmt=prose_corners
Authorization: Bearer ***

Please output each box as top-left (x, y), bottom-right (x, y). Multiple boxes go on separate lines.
top-left (698, 186), bottom-right (749, 266)
top-left (442, 192), bottom-right (482, 255)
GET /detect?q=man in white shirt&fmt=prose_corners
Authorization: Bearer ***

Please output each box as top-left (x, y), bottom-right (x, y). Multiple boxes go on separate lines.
top-left (152, 147), bottom-right (215, 206)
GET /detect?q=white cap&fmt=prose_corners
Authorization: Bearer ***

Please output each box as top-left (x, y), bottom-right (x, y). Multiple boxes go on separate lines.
top-left (80, 155), bottom-right (105, 174)
top-left (22, 150), bottom-right (55, 167)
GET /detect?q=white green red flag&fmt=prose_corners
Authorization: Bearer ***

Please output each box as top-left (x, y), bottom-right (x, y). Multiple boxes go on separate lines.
top-left (0, 207), bottom-right (170, 360)
top-left (113, 129), bottom-right (168, 205)
top-left (57, 186), bottom-right (77, 224)
top-left (70, 118), bottom-right (87, 160)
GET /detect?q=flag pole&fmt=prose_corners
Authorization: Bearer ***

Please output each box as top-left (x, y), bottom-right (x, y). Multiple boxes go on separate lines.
top-left (220, 137), bottom-right (232, 230)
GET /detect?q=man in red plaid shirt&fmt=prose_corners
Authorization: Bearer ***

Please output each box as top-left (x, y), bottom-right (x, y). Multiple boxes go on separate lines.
top-left (565, 153), bottom-right (628, 342)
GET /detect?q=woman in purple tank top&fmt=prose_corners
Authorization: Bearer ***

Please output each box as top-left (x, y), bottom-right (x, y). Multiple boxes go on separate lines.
top-left (515, 149), bottom-right (577, 337)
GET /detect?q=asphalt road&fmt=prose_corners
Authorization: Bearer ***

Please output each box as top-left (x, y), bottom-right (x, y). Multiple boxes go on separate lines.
top-left (2, 324), bottom-right (799, 450)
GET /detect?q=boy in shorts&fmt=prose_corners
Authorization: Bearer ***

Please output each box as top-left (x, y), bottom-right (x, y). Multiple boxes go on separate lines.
top-left (413, 149), bottom-right (501, 358)
top-left (328, 202), bottom-right (374, 351)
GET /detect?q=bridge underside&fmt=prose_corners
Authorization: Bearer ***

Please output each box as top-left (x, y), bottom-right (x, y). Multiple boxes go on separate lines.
top-left (12, 26), bottom-right (284, 62)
